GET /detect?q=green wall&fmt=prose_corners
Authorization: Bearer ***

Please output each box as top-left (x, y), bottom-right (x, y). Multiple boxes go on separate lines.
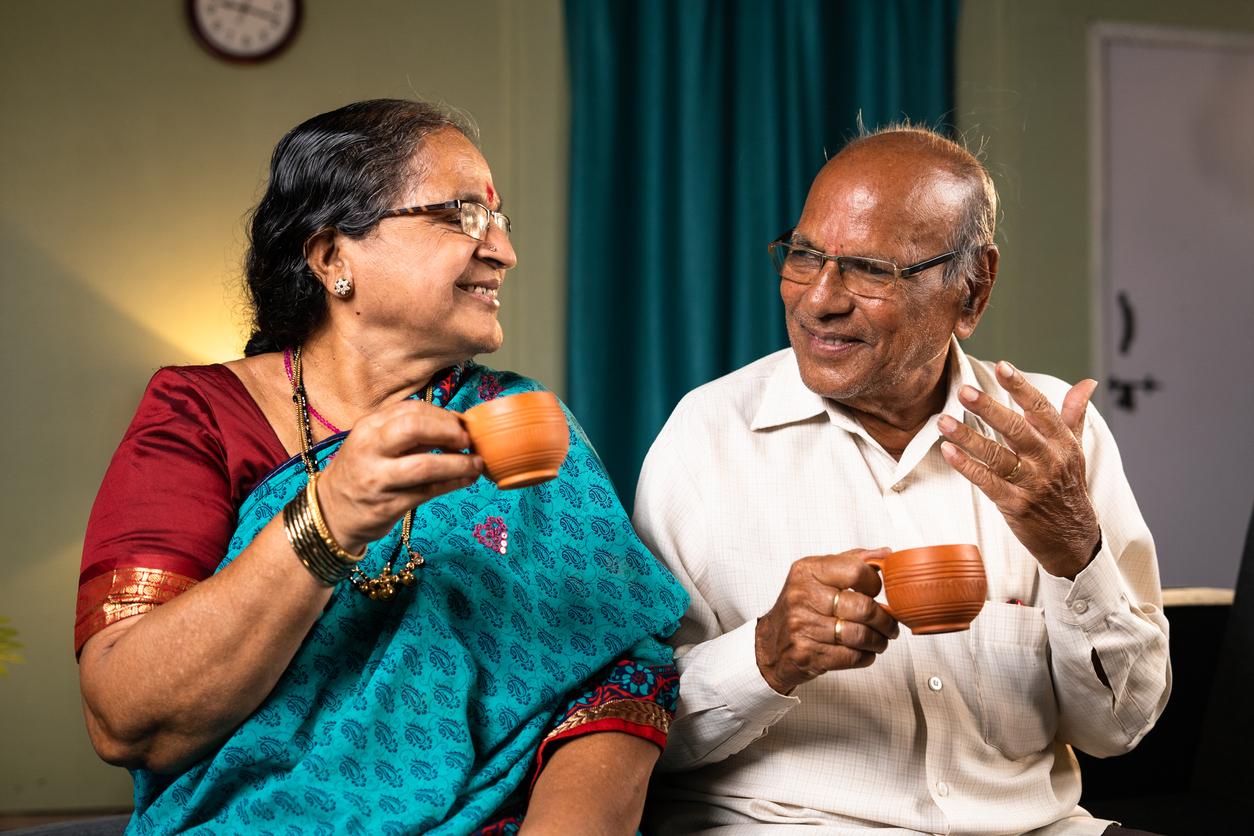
top-left (0, 0), bottom-right (567, 814)
top-left (957, 0), bottom-right (1254, 383)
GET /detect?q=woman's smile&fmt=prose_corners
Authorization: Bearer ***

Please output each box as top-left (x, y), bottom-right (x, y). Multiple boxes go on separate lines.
top-left (456, 280), bottom-right (501, 307)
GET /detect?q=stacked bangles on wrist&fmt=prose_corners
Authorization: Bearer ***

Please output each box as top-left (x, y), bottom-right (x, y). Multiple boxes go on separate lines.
top-left (283, 471), bottom-right (366, 586)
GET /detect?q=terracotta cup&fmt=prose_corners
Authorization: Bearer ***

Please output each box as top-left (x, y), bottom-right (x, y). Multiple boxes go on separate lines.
top-left (864, 544), bottom-right (987, 635)
top-left (459, 391), bottom-right (570, 490)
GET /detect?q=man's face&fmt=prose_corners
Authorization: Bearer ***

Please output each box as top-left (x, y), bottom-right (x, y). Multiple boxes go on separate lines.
top-left (781, 149), bottom-right (975, 413)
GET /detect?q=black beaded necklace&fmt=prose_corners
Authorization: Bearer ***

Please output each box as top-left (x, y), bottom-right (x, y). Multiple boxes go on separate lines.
top-left (289, 345), bottom-right (431, 599)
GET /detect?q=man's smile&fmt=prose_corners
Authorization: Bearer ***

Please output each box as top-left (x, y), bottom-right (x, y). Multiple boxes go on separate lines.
top-left (797, 321), bottom-right (867, 356)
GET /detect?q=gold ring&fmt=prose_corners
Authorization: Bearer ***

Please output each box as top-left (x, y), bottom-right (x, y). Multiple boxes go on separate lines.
top-left (834, 618), bottom-right (845, 644)
top-left (832, 589), bottom-right (843, 617)
top-left (1006, 456), bottom-right (1022, 482)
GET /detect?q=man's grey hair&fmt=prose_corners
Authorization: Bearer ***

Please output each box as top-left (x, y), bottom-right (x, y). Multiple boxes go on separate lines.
top-left (842, 120), bottom-right (998, 306)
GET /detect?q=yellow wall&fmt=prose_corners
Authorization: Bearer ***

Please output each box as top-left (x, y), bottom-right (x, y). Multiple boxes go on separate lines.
top-left (0, 0), bottom-right (567, 813)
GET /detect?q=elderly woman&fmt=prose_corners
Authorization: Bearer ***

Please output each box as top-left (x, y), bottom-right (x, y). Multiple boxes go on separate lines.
top-left (76, 99), bottom-right (687, 835)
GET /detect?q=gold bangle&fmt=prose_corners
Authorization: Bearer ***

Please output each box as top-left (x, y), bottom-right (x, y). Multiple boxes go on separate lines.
top-left (305, 472), bottom-right (365, 562)
top-left (282, 478), bottom-right (362, 587)
top-left (283, 491), bottom-right (336, 585)
top-left (283, 489), bottom-right (342, 585)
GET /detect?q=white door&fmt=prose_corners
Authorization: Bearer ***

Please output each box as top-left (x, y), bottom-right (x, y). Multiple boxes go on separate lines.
top-left (1092, 25), bottom-right (1254, 589)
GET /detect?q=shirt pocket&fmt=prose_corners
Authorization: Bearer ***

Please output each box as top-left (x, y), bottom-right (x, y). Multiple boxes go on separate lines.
top-left (969, 601), bottom-right (1059, 760)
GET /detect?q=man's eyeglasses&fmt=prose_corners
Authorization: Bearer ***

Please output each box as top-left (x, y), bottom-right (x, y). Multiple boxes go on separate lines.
top-left (767, 230), bottom-right (957, 300)
top-left (379, 200), bottom-right (511, 241)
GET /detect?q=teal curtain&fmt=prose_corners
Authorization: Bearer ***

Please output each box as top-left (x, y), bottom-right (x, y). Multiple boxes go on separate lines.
top-left (565, 0), bottom-right (959, 504)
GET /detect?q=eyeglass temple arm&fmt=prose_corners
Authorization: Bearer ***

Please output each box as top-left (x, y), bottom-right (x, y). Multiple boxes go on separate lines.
top-left (379, 200), bottom-right (463, 218)
top-left (899, 251), bottom-right (958, 278)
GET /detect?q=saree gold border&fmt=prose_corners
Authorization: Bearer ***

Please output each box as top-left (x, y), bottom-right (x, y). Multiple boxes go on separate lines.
top-left (545, 698), bottom-right (672, 741)
top-left (75, 568), bottom-right (199, 651)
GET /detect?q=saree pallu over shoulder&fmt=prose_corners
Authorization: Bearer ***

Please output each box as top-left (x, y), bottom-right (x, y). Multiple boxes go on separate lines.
top-left (126, 363), bottom-right (689, 836)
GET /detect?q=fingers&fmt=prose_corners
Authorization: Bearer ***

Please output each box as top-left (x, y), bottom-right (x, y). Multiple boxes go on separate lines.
top-left (789, 608), bottom-right (891, 653)
top-left (803, 549), bottom-right (889, 598)
top-left (761, 553), bottom-right (906, 690)
top-left (959, 362), bottom-right (1094, 457)
top-left (830, 616), bottom-right (892, 653)
top-left (369, 401), bottom-right (472, 457)
top-left (940, 440), bottom-right (1016, 504)
top-left (995, 361), bottom-right (1062, 440)
top-left (1060, 378), bottom-right (1098, 441)
top-left (958, 384), bottom-right (1047, 455)
top-left (832, 587), bottom-right (900, 640)
top-left (993, 361), bottom-right (1076, 446)
top-left (785, 556), bottom-right (899, 640)
top-left (937, 414), bottom-right (1018, 477)
top-left (385, 451), bottom-right (484, 491)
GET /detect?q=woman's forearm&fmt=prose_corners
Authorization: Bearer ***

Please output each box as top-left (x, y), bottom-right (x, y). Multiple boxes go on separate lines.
top-left (78, 514), bottom-right (333, 773)
top-left (520, 731), bottom-right (660, 836)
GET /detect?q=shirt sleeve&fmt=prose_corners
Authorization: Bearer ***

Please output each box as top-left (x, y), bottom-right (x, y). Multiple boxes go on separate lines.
top-left (1037, 404), bottom-right (1172, 757)
top-left (76, 367), bottom-right (240, 654)
top-left (633, 404), bottom-right (798, 771)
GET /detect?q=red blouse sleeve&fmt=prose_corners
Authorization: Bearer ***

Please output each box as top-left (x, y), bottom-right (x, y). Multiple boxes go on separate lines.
top-left (75, 365), bottom-right (286, 655)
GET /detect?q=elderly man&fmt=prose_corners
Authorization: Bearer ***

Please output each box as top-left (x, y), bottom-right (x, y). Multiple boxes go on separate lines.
top-left (634, 127), bottom-right (1170, 836)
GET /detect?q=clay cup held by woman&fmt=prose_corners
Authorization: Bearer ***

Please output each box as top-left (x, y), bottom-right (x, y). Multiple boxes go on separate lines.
top-left (459, 391), bottom-right (569, 489)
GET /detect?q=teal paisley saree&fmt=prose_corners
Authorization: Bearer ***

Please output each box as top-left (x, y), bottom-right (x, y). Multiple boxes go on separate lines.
top-left (126, 364), bottom-right (689, 835)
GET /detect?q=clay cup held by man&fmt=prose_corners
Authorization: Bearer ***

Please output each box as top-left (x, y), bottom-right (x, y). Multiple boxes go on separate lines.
top-left (864, 544), bottom-right (987, 634)
top-left (459, 391), bottom-right (570, 489)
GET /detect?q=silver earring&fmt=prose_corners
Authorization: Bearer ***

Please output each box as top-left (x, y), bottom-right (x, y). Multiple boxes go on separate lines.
top-left (333, 276), bottom-right (353, 297)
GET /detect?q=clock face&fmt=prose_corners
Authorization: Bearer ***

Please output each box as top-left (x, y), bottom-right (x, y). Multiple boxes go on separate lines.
top-left (188, 0), bottom-right (302, 63)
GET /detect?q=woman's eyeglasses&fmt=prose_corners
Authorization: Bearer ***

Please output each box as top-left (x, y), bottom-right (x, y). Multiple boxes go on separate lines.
top-left (380, 200), bottom-right (511, 241)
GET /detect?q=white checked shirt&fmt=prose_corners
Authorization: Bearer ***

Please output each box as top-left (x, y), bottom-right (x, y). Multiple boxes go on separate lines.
top-left (634, 340), bottom-right (1171, 836)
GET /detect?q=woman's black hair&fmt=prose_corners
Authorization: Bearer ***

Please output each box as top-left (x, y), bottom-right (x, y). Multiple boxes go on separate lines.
top-left (242, 99), bottom-right (476, 356)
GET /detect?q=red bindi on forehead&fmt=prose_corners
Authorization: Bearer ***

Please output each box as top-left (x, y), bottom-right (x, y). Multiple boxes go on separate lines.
top-left (485, 183), bottom-right (496, 205)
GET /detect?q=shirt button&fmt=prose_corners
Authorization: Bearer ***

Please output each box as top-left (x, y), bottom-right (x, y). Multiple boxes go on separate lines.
top-left (1072, 600), bottom-right (1089, 614)
top-left (928, 675), bottom-right (943, 692)
top-left (937, 781), bottom-right (950, 797)
top-left (891, 482), bottom-right (906, 493)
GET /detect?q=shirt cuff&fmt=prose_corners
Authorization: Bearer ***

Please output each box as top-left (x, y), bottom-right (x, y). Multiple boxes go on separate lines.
top-left (1038, 535), bottom-right (1125, 631)
top-left (681, 618), bottom-right (800, 726)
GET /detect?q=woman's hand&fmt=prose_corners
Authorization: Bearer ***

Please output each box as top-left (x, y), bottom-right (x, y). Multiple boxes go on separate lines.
top-left (316, 400), bottom-right (483, 553)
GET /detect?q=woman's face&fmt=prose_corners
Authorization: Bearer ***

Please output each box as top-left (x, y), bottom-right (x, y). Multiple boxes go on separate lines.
top-left (331, 128), bottom-right (517, 362)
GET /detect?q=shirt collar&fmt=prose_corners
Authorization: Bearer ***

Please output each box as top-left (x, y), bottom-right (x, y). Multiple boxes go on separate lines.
top-left (750, 336), bottom-right (989, 439)
top-left (749, 351), bottom-right (830, 431)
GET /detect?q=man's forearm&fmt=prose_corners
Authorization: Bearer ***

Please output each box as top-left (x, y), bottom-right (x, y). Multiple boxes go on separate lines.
top-left (520, 731), bottom-right (658, 836)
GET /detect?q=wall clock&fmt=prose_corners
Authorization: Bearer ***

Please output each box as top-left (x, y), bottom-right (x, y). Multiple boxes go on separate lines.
top-left (188, 0), bottom-right (302, 64)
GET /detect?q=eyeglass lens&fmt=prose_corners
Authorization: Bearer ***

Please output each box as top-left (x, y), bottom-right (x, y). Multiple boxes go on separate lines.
top-left (770, 245), bottom-right (897, 299)
top-left (459, 203), bottom-right (511, 241)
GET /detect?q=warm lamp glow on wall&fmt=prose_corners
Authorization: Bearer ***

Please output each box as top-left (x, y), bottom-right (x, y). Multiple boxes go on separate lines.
top-left (85, 271), bottom-right (248, 364)
top-left (182, 320), bottom-right (249, 364)
top-left (142, 294), bottom-right (248, 364)
top-left (69, 267), bottom-right (244, 364)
